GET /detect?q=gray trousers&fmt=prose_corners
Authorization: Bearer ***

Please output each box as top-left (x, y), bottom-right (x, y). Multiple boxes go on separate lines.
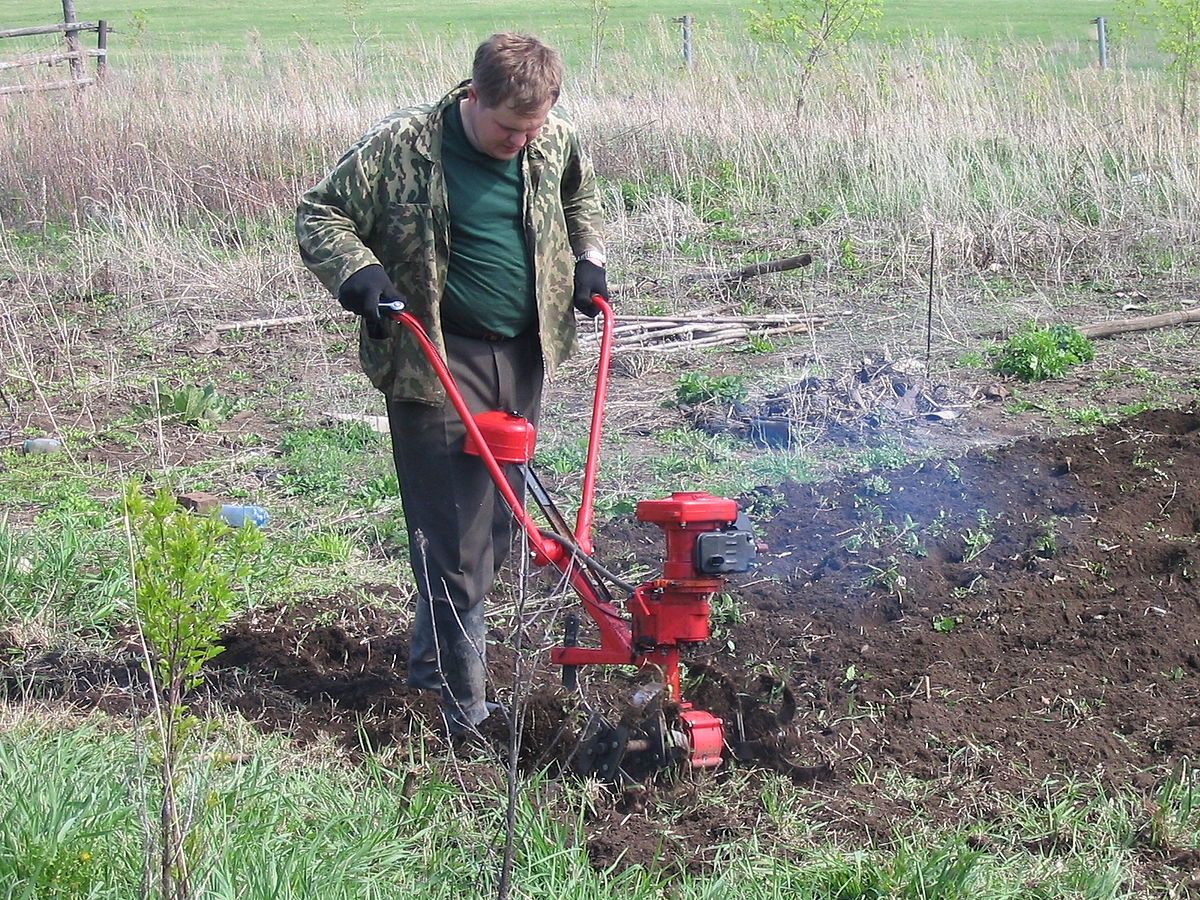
top-left (386, 329), bottom-right (543, 734)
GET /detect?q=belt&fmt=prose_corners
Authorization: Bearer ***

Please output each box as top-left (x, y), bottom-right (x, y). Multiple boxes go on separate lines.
top-left (442, 323), bottom-right (517, 343)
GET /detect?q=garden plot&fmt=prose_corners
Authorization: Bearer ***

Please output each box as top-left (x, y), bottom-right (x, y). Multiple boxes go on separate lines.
top-left (6, 406), bottom-right (1199, 881)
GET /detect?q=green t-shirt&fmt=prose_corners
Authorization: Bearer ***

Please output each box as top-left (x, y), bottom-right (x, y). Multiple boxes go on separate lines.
top-left (439, 102), bottom-right (535, 338)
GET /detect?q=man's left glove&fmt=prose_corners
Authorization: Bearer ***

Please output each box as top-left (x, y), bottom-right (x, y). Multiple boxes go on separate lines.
top-left (572, 259), bottom-right (609, 318)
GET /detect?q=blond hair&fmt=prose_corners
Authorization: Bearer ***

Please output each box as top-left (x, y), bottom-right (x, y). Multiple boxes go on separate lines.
top-left (471, 33), bottom-right (563, 113)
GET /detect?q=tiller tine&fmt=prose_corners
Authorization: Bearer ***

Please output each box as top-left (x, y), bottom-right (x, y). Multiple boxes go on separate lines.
top-left (571, 684), bottom-right (682, 782)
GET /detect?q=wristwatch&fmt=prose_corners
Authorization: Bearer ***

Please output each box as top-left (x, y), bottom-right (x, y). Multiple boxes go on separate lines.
top-left (576, 249), bottom-right (607, 268)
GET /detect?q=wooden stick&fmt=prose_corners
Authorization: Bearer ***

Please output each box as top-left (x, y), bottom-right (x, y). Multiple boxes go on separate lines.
top-left (0, 78), bottom-right (93, 95)
top-left (1076, 308), bottom-right (1200, 339)
top-left (0, 49), bottom-right (104, 71)
top-left (601, 313), bottom-right (825, 324)
top-left (689, 253), bottom-right (814, 287)
top-left (213, 313), bottom-right (325, 332)
top-left (635, 327), bottom-right (749, 352)
top-left (582, 320), bottom-right (814, 342)
top-left (619, 322), bottom-right (738, 343)
top-left (96, 20), bottom-right (107, 79)
top-left (0, 22), bottom-right (98, 39)
top-left (61, 0), bottom-right (85, 83)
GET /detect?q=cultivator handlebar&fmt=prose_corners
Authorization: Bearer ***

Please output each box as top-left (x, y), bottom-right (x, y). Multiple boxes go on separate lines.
top-left (380, 296), bottom-right (757, 777)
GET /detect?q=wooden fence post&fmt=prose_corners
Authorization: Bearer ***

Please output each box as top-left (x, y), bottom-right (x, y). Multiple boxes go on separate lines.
top-left (97, 19), bottom-right (107, 80)
top-left (1092, 17), bottom-right (1108, 70)
top-left (0, 12), bottom-right (108, 93)
top-left (672, 15), bottom-right (694, 72)
top-left (60, 0), bottom-right (85, 83)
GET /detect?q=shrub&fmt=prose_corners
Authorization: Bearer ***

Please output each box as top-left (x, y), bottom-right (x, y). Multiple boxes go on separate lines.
top-left (992, 323), bottom-right (1095, 381)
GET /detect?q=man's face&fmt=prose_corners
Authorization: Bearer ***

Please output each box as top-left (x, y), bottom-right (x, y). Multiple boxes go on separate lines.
top-left (461, 86), bottom-right (552, 161)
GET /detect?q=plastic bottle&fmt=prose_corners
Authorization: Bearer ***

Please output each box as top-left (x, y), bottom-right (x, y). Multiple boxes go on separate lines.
top-left (21, 438), bottom-right (62, 455)
top-left (218, 504), bottom-right (270, 528)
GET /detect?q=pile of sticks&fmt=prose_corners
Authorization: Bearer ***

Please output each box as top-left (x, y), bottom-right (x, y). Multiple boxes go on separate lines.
top-left (577, 313), bottom-right (827, 354)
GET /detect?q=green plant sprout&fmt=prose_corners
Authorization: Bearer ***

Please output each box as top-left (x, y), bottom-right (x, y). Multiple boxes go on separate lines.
top-left (143, 383), bottom-right (237, 428)
top-left (962, 511), bottom-right (995, 563)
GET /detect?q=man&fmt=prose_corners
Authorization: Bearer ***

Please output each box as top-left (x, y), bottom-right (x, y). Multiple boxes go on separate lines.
top-left (296, 33), bottom-right (608, 740)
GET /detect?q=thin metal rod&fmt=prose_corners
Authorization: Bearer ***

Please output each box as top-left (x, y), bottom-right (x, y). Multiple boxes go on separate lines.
top-left (925, 230), bottom-right (935, 375)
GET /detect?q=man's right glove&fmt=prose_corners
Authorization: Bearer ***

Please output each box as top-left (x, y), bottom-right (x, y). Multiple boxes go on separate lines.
top-left (338, 264), bottom-right (401, 340)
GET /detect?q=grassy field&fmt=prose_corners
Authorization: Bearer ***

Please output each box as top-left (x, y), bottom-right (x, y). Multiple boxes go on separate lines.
top-left (1, 0), bottom-right (1128, 55)
top-left (2, 1), bottom-right (1199, 896)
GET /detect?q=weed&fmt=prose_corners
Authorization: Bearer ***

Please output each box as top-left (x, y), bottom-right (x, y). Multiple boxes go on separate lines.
top-left (932, 615), bottom-right (962, 633)
top-left (1117, 399), bottom-right (1159, 417)
top-left (738, 334), bottom-right (777, 354)
top-left (1147, 758), bottom-right (1200, 850)
top-left (837, 236), bottom-right (863, 271)
top-left (1034, 519), bottom-right (1060, 558)
top-left (300, 529), bottom-right (358, 565)
top-left (951, 575), bottom-right (988, 599)
top-left (861, 555), bottom-right (904, 595)
top-left (794, 202), bottom-right (835, 227)
top-left (992, 323), bottom-right (1095, 381)
top-left (1067, 406), bottom-right (1112, 427)
top-left (277, 423), bottom-right (392, 504)
top-left (674, 372), bottom-right (749, 407)
top-left (895, 517), bottom-right (927, 557)
top-left (0, 517), bottom-right (128, 631)
top-left (854, 442), bottom-right (909, 472)
top-left (710, 592), bottom-right (744, 650)
top-left (843, 664), bottom-right (871, 686)
top-left (141, 383), bottom-right (237, 429)
top-left (860, 474), bottom-right (891, 496)
top-left (536, 441), bottom-right (589, 476)
top-left (1132, 449), bottom-right (1172, 479)
top-left (962, 511), bottom-right (995, 563)
top-left (925, 509), bottom-right (951, 538)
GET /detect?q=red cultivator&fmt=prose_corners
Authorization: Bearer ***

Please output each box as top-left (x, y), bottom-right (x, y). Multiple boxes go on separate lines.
top-left (383, 297), bottom-right (756, 779)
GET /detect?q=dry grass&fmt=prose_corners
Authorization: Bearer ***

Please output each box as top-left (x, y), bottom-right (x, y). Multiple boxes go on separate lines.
top-left (0, 34), bottom-right (1196, 289)
top-left (1, 33), bottom-right (1198, 460)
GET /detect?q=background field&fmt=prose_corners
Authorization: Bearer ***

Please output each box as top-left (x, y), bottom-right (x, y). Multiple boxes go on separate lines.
top-left (1, 0), bottom-right (1131, 55)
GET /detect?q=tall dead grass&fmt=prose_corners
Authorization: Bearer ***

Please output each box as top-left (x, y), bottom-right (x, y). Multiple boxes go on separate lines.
top-left (0, 31), bottom-right (1197, 289)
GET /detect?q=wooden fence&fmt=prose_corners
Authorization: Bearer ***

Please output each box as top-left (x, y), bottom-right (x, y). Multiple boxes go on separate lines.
top-left (0, 0), bottom-right (108, 96)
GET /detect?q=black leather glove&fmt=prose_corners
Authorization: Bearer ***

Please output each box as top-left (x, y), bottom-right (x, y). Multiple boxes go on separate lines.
top-left (338, 264), bottom-right (401, 340)
top-left (572, 259), bottom-right (609, 318)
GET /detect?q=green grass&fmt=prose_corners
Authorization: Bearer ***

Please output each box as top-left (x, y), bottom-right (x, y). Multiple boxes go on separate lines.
top-left (0, 431), bottom-right (412, 639)
top-left (0, 0), bottom-right (1134, 58)
top-left (0, 518), bottom-right (129, 633)
top-left (0, 719), bottom-right (1195, 898)
top-left (276, 423), bottom-right (397, 508)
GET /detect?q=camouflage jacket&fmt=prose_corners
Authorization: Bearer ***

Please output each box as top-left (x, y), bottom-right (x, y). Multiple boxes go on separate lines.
top-left (296, 81), bottom-right (606, 404)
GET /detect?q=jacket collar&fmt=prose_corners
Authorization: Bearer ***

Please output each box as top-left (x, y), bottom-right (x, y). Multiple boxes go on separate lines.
top-left (413, 79), bottom-right (550, 163)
